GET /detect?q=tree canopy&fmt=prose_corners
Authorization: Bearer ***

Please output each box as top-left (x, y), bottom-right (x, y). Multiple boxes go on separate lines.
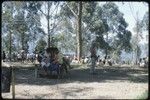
top-left (2, 1), bottom-right (147, 63)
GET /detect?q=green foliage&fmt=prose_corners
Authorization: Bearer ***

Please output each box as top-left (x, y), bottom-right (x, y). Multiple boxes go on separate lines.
top-left (35, 38), bottom-right (47, 53)
top-left (2, 1), bottom-right (45, 53)
top-left (141, 11), bottom-right (149, 31)
top-left (58, 2), bottom-right (132, 58)
top-left (13, 6), bottom-right (29, 51)
top-left (24, 2), bottom-right (42, 14)
top-left (24, 2), bottom-right (44, 41)
top-left (59, 2), bottom-right (75, 18)
top-left (81, 2), bottom-right (111, 53)
top-left (136, 90), bottom-right (148, 99)
top-left (2, 1), bottom-right (134, 60)
top-left (54, 31), bottom-right (76, 53)
top-left (2, 2), bottom-right (15, 53)
top-left (82, 2), bottom-right (97, 23)
top-left (101, 3), bottom-right (132, 55)
top-left (137, 46), bottom-right (141, 59)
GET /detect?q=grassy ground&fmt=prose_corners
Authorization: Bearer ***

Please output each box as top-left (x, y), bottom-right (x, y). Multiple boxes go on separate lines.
top-left (2, 62), bottom-right (148, 99)
top-left (136, 90), bottom-right (148, 99)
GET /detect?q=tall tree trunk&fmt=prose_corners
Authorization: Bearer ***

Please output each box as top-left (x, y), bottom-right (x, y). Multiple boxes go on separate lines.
top-left (105, 33), bottom-right (108, 59)
top-left (9, 2), bottom-right (13, 61)
top-left (9, 31), bottom-right (12, 61)
top-left (77, 1), bottom-right (82, 62)
top-left (21, 32), bottom-right (25, 50)
top-left (105, 49), bottom-right (108, 59)
top-left (135, 11), bottom-right (140, 65)
top-left (47, 2), bottom-right (50, 48)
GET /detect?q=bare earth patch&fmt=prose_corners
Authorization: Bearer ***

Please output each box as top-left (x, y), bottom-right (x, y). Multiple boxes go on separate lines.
top-left (1, 62), bottom-right (148, 99)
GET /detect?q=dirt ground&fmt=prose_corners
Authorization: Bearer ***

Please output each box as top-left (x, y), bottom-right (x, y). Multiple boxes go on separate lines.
top-left (1, 62), bottom-right (148, 99)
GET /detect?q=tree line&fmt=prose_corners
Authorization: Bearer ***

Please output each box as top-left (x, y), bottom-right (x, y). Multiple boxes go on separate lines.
top-left (2, 1), bottom-right (148, 64)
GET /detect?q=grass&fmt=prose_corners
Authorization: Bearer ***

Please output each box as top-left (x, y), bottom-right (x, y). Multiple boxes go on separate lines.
top-left (136, 90), bottom-right (148, 100)
top-left (71, 64), bottom-right (82, 69)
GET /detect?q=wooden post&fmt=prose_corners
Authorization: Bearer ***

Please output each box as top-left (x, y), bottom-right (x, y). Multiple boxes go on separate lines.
top-left (11, 66), bottom-right (15, 99)
top-left (35, 63), bottom-right (39, 78)
top-left (35, 64), bottom-right (38, 78)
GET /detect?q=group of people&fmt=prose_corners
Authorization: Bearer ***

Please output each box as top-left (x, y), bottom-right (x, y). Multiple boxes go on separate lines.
top-left (37, 47), bottom-right (71, 76)
top-left (3, 41), bottom-right (147, 77)
top-left (2, 50), bottom-right (38, 63)
top-left (139, 57), bottom-right (148, 67)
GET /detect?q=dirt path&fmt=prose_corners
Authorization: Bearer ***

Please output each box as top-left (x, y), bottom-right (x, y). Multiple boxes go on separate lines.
top-left (2, 63), bottom-right (148, 99)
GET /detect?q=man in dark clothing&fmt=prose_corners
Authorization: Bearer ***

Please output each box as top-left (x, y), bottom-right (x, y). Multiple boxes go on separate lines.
top-left (3, 51), bottom-right (6, 62)
top-left (90, 43), bottom-right (97, 74)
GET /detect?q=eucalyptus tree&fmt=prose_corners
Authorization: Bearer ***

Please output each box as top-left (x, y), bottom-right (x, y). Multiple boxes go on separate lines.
top-left (60, 2), bottom-right (102, 59)
top-left (33, 1), bottom-right (61, 48)
top-left (100, 3), bottom-right (132, 62)
top-left (59, 2), bottom-right (132, 63)
top-left (141, 11), bottom-right (149, 31)
top-left (23, 1), bottom-right (45, 52)
top-left (2, 2), bottom-right (28, 54)
top-left (59, 1), bottom-right (83, 61)
top-left (53, 15), bottom-right (77, 53)
top-left (130, 35), bottom-right (142, 64)
top-left (35, 37), bottom-right (47, 53)
top-left (141, 11), bottom-right (149, 57)
top-left (82, 2), bottom-right (100, 56)
top-left (2, 1), bottom-right (16, 60)
top-left (82, 2), bottom-right (111, 57)
top-left (132, 11), bottom-right (148, 64)
top-left (101, 2), bottom-right (132, 59)
top-left (77, 1), bottom-right (82, 61)
top-left (13, 7), bottom-right (28, 52)
top-left (128, 2), bottom-right (149, 64)
top-left (81, 2), bottom-right (132, 60)
top-left (58, 2), bottom-right (77, 53)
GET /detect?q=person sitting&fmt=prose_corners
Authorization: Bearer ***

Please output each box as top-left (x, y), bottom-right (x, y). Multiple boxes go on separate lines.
top-left (108, 60), bottom-right (112, 66)
top-left (145, 57), bottom-right (148, 67)
top-left (62, 57), bottom-right (71, 73)
top-left (40, 48), bottom-right (51, 76)
top-left (37, 51), bottom-right (44, 64)
top-left (2, 51), bottom-right (6, 62)
top-left (98, 59), bottom-right (104, 66)
top-left (139, 58), bottom-right (145, 67)
top-left (143, 57), bottom-right (147, 67)
top-left (84, 57), bottom-right (89, 64)
top-left (50, 47), bottom-right (66, 76)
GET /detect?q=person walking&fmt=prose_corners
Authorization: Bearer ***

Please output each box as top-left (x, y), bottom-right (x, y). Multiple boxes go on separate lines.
top-left (90, 43), bottom-right (97, 74)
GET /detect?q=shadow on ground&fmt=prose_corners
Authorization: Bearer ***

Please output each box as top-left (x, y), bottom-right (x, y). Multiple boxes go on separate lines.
top-left (10, 65), bottom-right (148, 86)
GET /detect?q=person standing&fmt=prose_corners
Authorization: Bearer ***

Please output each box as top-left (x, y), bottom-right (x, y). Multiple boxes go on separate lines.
top-left (90, 43), bottom-right (97, 74)
top-left (2, 51), bottom-right (6, 62)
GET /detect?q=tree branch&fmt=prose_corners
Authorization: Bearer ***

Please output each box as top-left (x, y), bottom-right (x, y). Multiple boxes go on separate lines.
top-left (50, 2), bottom-right (59, 16)
top-left (64, 2), bottom-right (78, 18)
top-left (27, 10), bottom-right (47, 28)
top-left (39, 9), bottom-right (47, 16)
